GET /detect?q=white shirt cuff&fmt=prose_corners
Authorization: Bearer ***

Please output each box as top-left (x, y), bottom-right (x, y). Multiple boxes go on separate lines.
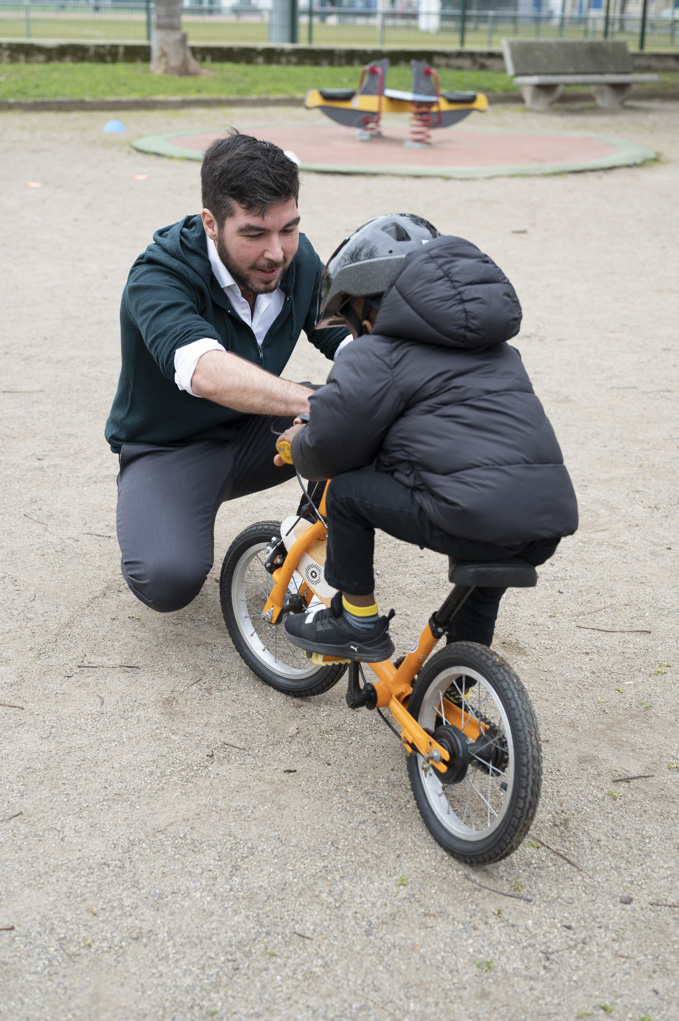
top-left (174, 338), bottom-right (224, 396)
top-left (334, 335), bottom-right (354, 359)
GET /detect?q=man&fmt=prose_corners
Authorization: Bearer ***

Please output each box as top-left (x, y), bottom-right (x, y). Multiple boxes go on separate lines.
top-left (105, 131), bottom-right (347, 612)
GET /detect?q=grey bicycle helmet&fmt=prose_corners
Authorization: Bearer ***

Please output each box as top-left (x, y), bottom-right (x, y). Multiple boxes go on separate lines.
top-left (316, 213), bottom-right (440, 329)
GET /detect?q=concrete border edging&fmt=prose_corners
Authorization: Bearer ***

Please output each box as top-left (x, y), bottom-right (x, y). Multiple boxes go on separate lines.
top-left (2, 89), bottom-right (677, 113)
top-left (130, 123), bottom-right (658, 178)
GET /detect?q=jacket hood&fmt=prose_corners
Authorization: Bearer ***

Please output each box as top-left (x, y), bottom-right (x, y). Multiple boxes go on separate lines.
top-left (373, 235), bottom-right (522, 350)
top-left (145, 215), bottom-right (213, 287)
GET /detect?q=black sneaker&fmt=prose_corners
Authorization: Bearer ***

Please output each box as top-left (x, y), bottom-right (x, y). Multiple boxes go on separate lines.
top-left (284, 592), bottom-right (395, 663)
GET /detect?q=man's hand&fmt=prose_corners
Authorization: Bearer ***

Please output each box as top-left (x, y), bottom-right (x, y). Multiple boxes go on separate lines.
top-left (274, 421), bottom-right (306, 467)
top-left (191, 349), bottom-right (313, 416)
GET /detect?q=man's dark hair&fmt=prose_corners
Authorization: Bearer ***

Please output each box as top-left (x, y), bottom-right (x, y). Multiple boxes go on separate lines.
top-left (201, 130), bottom-right (300, 224)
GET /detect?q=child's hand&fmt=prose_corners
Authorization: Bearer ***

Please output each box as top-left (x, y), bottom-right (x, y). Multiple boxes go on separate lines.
top-left (274, 420), bottom-right (306, 466)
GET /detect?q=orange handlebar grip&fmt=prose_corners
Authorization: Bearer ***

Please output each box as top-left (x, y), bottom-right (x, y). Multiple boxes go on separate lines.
top-left (278, 439), bottom-right (293, 465)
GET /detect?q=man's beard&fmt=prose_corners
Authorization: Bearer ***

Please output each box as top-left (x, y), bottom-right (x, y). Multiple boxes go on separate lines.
top-left (215, 233), bottom-right (286, 296)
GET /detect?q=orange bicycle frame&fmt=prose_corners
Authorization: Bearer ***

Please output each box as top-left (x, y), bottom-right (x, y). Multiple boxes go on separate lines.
top-left (262, 479), bottom-right (461, 773)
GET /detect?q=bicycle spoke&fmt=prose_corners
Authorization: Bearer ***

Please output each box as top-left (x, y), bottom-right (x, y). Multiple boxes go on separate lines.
top-left (407, 643), bottom-right (541, 863)
top-left (231, 538), bottom-right (321, 677)
top-left (220, 522), bottom-right (346, 697)
top-left (416, 662), bottom-right (516, 838)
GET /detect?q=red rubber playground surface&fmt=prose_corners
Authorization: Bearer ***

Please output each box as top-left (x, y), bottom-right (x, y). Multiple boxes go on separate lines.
top-left (131, 119), bottom-right (656, 178)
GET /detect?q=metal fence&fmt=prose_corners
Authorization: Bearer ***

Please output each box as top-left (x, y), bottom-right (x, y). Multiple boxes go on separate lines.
top-left (1, 0), bottom-right (677, 49)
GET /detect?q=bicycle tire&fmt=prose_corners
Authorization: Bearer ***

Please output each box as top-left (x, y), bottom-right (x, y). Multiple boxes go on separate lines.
top-left (220, 521), bottom-right (346, 697)
top-left (406, 641), bottom-right (542, 864)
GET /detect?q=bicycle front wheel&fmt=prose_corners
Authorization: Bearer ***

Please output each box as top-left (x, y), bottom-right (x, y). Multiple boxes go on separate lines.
top-left (220, 521), bottom-right (346, 697)
top-left (406, 642), bottom-right (542, 864)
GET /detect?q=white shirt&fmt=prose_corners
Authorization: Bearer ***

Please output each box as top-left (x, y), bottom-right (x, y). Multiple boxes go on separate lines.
top-left (173, 233), bottom-right (352, 396)
top-left (174, 235), bottom-right (286, 395)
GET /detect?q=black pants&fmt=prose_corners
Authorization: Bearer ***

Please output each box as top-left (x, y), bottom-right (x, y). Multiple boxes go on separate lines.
top-left (324, 470), bottom-right (559, 647)
top-left (116, 414), bottom-right (298, 612)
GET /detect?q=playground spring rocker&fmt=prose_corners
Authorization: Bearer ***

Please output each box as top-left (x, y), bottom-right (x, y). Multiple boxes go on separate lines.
top-left (304, 59), bottom-right (489, 147)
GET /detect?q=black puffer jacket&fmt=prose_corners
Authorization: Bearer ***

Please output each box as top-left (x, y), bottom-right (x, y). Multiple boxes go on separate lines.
top-left (291, 235), bottom-right (578, 545)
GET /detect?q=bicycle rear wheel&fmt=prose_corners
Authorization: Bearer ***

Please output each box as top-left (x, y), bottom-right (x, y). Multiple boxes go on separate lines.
top-left (406, 642), bottom-right (542, 864)
top-left (220, 521), bottom-right (346, 697)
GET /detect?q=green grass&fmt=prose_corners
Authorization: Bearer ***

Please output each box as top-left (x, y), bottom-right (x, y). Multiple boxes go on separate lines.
top-left (0, 12), bottom-right (150, 41)
top-left (0, 61), bottom-right (520, 100)
top-left (2, 61), bottom-right (678, 102)
top-left (2, 61), bottom-right (673, 103)
top-left (2, 8), bottom-right (678, 49)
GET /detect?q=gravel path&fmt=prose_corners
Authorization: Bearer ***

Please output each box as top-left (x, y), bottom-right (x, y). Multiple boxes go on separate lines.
top-left (1, 97), bottom-right (678, 1021)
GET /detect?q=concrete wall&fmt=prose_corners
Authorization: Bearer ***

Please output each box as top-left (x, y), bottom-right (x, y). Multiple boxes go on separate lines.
top-left (1, 39), bottom-right (676, 71)
top-left (0, 40), bottom-right (498, 68)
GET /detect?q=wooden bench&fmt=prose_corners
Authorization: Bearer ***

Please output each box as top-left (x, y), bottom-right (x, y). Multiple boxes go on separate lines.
top-left (501, 39), bottom-right (658, 111)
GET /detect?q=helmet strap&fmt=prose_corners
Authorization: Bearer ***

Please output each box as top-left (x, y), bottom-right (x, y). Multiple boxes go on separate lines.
top-left (342, 301), bottom-right (366, 338)
top-left (342, 299), bottom-right (376, 337)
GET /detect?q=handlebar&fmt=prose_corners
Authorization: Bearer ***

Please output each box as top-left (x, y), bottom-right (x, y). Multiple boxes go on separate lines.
top-left (278, 439), bottom-right (294, 464)
top-left (277, 413), bottom-right (309, 465)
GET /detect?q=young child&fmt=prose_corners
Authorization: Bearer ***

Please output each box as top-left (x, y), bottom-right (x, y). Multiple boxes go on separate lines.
top-left (276, 214), bottom-right (578, 662)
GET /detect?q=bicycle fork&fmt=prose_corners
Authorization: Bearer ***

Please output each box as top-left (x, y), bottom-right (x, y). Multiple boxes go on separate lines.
top-left (261, 515), bottom-right (329, 623)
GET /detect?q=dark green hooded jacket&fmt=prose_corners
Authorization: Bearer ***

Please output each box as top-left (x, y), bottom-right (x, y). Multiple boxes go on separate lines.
top-left (106, 214), bottom-right (345, 452)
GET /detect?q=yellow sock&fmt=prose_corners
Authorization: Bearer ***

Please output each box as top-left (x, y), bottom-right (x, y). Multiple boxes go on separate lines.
top-left (342, 596), bottom-right (379, 617)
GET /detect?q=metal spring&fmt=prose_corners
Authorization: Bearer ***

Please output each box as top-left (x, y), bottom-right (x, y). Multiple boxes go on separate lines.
top-left (409, 104), bottom-right (433, 146)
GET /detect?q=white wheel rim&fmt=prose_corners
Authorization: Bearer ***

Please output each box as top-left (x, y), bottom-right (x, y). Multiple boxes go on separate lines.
top-left (417, 664), bottom-right (515, 841)
top-left (231, 542), bottom-right (322, 680)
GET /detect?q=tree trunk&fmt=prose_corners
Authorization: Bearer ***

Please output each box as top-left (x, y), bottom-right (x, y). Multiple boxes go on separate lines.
top-left (151, 0), bottom-right (203, 76)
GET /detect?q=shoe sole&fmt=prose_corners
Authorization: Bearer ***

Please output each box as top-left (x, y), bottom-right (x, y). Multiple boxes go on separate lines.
top-left (285, 630), bottom-right (395, 664)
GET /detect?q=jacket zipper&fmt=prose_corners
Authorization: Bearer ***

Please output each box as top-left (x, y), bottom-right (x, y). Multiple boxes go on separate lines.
top-left (260, 295), bottom-right (292, 363)
top-left (225, 306), bottom-right (262, 363)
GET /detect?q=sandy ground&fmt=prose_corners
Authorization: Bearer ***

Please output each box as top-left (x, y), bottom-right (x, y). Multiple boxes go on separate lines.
top-left (1, 96), bottom-right (678, 1021)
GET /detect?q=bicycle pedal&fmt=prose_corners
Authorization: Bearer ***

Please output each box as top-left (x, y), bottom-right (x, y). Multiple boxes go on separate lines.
top-left (308, 652), bottom-right (352, 665)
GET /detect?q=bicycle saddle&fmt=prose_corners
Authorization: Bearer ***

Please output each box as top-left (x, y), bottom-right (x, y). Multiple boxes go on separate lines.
top-left (448, 558), bottom-right (538, 588)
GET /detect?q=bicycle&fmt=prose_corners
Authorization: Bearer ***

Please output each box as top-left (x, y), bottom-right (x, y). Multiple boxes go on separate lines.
top-left (219, 462), bottom-right (543, 866)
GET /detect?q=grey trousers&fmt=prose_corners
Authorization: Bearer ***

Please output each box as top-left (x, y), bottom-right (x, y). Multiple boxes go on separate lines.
top-left (116, 414), bottom-right (297, 612)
